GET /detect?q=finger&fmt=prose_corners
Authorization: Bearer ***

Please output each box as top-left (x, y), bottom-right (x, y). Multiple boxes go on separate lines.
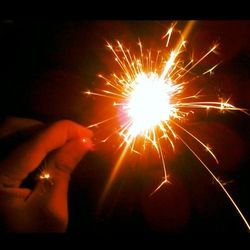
top-left (0, 120), bottom-right (93, 187)
top-left (28, 138), bottom-right (93, 225)
top-left (0, 116), bottom-right (43, 139)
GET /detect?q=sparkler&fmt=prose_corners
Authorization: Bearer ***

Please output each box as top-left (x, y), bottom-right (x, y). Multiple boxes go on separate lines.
top-left (84, 21), bottom-right (249, 231)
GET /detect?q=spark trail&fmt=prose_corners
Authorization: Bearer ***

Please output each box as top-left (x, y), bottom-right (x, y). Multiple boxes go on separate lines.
top-left (85, 21), bottom-right (249, 230)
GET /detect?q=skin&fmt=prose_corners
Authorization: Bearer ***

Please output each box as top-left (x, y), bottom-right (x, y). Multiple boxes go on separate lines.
top-left (0, 117), bottom-right (93, 232)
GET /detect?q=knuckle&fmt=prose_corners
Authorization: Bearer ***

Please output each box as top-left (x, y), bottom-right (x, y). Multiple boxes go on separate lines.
top-left (53, 119), bottom-right (77, 129)
top-left (54, 158), bottom-right (74, 175)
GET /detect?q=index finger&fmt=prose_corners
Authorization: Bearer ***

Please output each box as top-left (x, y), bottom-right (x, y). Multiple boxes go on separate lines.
top-left (0, 120), bottom-right (93, 187)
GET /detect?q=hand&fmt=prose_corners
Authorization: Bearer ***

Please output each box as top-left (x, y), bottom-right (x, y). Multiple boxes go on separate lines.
top-left (0, 117), bottom-right (93, 232)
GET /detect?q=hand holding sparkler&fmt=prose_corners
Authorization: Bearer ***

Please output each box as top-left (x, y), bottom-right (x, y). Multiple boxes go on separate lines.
top-left (0, 117), bottom-right (93, 232)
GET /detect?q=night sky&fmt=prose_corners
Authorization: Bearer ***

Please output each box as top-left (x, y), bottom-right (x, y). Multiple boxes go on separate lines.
top-left (0, 20), bottom-right (250, 234)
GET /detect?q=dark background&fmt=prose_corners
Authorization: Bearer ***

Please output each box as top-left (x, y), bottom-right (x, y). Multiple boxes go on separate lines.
top-left (0, 20), bottom-right (250, 234)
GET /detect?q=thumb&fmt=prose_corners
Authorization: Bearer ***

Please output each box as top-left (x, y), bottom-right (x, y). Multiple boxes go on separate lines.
top-left (47, 137), bottom-right (94, 179)
top-left (28, 137), bottom-right (93, 229)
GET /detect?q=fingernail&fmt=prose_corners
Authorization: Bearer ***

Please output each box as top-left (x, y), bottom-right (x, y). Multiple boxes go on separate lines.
top-left (82, 137), bottom-right (95, 151)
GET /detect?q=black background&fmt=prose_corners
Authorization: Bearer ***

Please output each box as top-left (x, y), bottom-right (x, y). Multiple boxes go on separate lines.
top-left (0, 20), bottom-right (250, 234)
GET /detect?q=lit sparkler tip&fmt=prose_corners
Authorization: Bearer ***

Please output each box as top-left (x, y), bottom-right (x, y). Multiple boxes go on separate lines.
top-left (87, 124), bottom-right (98, 128)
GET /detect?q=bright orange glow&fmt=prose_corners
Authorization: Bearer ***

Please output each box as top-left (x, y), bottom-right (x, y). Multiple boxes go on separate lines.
top-left (85, 21), bottom-right (249, 231)
top-left (126, 73), bottom-right (173, 136)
